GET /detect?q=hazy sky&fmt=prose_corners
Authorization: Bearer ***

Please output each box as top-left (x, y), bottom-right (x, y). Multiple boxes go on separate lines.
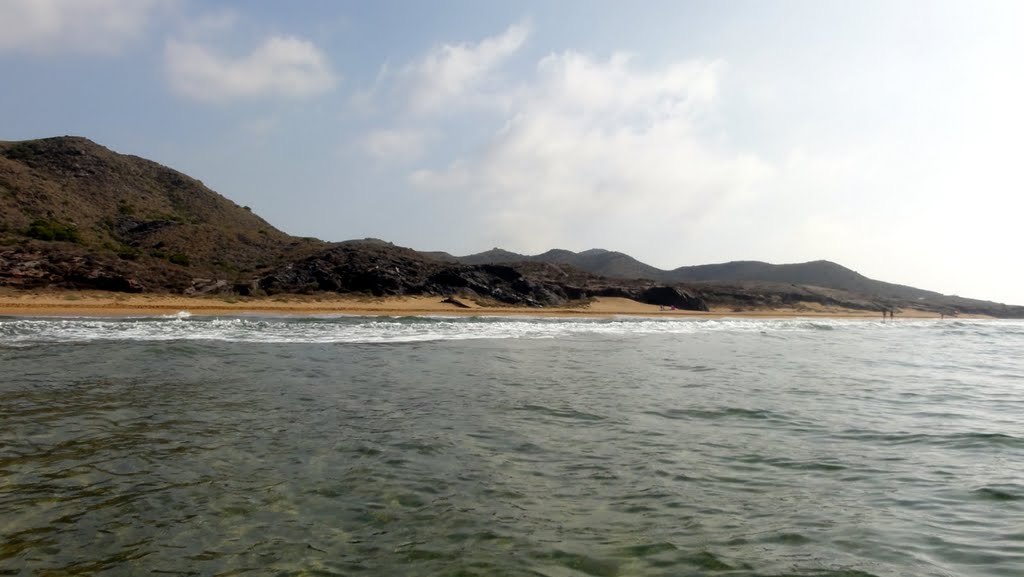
top-left (2, 1), bottom-right (1022, 305)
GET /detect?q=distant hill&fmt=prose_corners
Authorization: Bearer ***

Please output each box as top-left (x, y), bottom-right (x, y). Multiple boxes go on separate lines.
top-left (456, 248), bottom-right (529, 265)
top-left (667, 260), bottom-right (943, 301)
top-left (454, 249), bottom-right (938, 300)
top-left (453, 248), bottom-right (1022, 315)
top-left (2, 136), bottom-right (1021, 317)
top-left (455, 247), bottom-right (665, 280)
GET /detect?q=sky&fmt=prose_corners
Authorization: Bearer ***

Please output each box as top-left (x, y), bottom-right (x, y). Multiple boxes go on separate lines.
top-left (2, 0), bottom-right (1023, 305)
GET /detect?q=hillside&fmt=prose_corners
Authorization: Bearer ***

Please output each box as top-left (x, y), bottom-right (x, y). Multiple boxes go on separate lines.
top-left (0, 136), bottom-right (326, 290)
top-left (450, 249), bottom-right (922, 299)
top-left (452, 248), bottom-right (931, 298)
top-left (451, 247), bottom-right (665, 280)
top-left (454, 249), bottom-right (1024, 317)
top-left (2, 136), bottom-right (1021, 317)
top-left (0, 137), bottom-right (706, 310)
top-left (667, 260), bottom-right (942, 301)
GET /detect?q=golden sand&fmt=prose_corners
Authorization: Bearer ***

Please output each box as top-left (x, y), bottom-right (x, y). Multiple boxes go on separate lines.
top-left (0, 289), bottom-right (969, 319)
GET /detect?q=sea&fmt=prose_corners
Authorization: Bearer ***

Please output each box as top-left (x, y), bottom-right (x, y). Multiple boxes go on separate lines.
top-left (1, 314), bottom-right (1022, 577)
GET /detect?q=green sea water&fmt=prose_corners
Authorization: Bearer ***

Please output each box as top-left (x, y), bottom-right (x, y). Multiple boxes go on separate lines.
top-left (1, 316), bottom-right (1022, 576)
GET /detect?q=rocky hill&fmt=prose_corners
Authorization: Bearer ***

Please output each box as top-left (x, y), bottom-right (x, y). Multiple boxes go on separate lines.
top-left (452, 249), bottom-right (933, 298)
top-left (447, 247), bottom-right (665, 281)
top-left (2, 136), bottom-right (1021, 317)
top-left (1, 136), bottom-right (329, 291)
top-left (251, 239), bottom-right (705, 310)
top-left (666, 260), bottom-right (941, 300)
top-left (450, 249), bottom-right (1024, 317)
top-left (0, 137), bottom-right (706, 310)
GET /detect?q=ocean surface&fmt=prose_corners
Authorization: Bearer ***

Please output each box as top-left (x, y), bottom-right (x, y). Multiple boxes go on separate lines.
top-left (1, 314), bottom-right (1023, 577)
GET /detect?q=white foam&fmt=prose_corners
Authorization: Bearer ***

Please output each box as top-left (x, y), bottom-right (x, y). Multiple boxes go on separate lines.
top-left (0, 316), bottom-right (1019, 345)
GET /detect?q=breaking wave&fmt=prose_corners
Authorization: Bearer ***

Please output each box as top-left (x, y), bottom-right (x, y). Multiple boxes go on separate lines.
top-left (0, 314), bottom-right (1019, 345)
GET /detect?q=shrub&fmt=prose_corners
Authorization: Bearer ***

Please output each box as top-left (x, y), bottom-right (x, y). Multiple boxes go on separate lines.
top-left (25, 219), bottom-right (81, 243)
top-left (168, 252), bottom-right (191, 267)
top-left (116, 246), bottom-right (142, 260)
top-left (4, 142), bottom-right (33, 160)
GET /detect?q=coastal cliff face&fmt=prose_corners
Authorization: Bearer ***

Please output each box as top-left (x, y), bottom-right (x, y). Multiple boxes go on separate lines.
top-left (1, 136), bottom-right (1021, 316)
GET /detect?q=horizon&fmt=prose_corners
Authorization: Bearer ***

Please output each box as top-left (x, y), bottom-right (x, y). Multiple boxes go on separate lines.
top-left (2, 1), bottom-right (1023, 305)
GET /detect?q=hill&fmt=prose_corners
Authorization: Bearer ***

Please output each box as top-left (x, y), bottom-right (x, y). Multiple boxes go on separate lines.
top-left (0, 137), bottom-right (706, 310)
top-left (453, 249), bottom-right (1023, 317)
top-left (453, 247), bottom-right (665, 280)
top-left (665, 260), bottom-right (940, 301)
top-left (453, 248), bottom-right (931, 298)
top-left (0, 136), bottom-right (326, 291)
top-left (2, 136), bottom-right (1020, 317)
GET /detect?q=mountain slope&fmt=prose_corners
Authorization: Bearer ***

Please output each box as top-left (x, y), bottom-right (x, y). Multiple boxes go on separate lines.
top-left (0, 137), bottom-right (708, 309)
top-left (667, 260), bottom-right (943, 301)
top-left (457, 248), bottom-right (530, 265)
top-left (454, 248), bottom-right (1023, 315)
top-left (457, 247), bottom-right (666, 280)
top-left (456, 250), bottom-right (940, 301)
top-left (2, 136), bottom-right (1020, 316)
top-left (1, 136), bottom-right (325, 289)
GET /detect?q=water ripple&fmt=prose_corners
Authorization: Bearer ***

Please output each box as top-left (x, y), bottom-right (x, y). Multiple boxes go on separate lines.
top-left (1, 318), bottom-right (1022, 576)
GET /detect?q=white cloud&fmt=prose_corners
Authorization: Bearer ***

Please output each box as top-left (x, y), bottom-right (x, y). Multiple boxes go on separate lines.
top-left (531, 52), bottom-right (720, 117)
top-left (178, 7), bottom-right (239, 39)
top-left (241, 116), bottom-right (280, 137)
top-left (409, 52), bottom-right (771, 255)
top-left (401, 23), bottom-right (528, 114)
top-left (362, 19), bottom-right (1023, 303)
top-left (363, 129), bottom-right (427, 163)
top-left (165, 36), bottom-right (338, 102)
top-left (0, 0), bottom-right (168, 54)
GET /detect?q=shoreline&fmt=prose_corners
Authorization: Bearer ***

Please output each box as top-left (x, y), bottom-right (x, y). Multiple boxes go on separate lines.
top-left (0, 290), bottom-right (983, 319)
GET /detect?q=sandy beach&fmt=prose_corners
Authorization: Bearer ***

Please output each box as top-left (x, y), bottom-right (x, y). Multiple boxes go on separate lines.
top-left (0, 289), bottom-right (967, 319)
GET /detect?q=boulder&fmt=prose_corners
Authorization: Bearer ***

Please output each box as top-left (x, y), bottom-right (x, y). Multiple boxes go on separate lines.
top-left (185, 278), bottom-right (230, 295)
top-left (441, 296), bottom-right (471, 308)
top-left (638, 286), bottom-right (709, 312)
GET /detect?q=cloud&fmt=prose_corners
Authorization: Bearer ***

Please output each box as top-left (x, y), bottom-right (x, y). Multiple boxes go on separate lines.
top-left (530, 52), bottom-right (720, 117)
top-left (0, 0), bottom-right (168, 54)
top-left (241, 115), bottom-right (280, 137)
top-left (177, 7), bottom-right (239, 39)
top-left (354, 24), bottom-right (527, 163)
top-left (399, 23), bottom-right (528, 114)
top-left (165, 36), bottom-right (338, 102)
top-left (409, 51), bottom-right (772, 255)
top-left (363, 129), bottom-right (427, 164)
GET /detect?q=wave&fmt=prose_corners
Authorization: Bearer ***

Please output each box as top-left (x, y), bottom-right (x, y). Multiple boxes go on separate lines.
top-left (0, 315), bottom-right (1021, 345)
top-left (835, 429), bottom-right (1024, 450)
top-left (973, 486), bottom-right (1023, 501)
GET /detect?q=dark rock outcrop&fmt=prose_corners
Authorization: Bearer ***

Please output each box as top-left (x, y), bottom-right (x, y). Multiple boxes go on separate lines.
top-left (257, 243), bottom-right (432, 296)
top-left (256, 246), bottom-right (568, 307)
top-left (185, 278), bottom-right (231, 296)
top-left (252, 242), bottom-right (680, 308)
top-left (638, 286), bottom-right (710, 312)
top-left (0, 246), bottom-right (145, 292)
